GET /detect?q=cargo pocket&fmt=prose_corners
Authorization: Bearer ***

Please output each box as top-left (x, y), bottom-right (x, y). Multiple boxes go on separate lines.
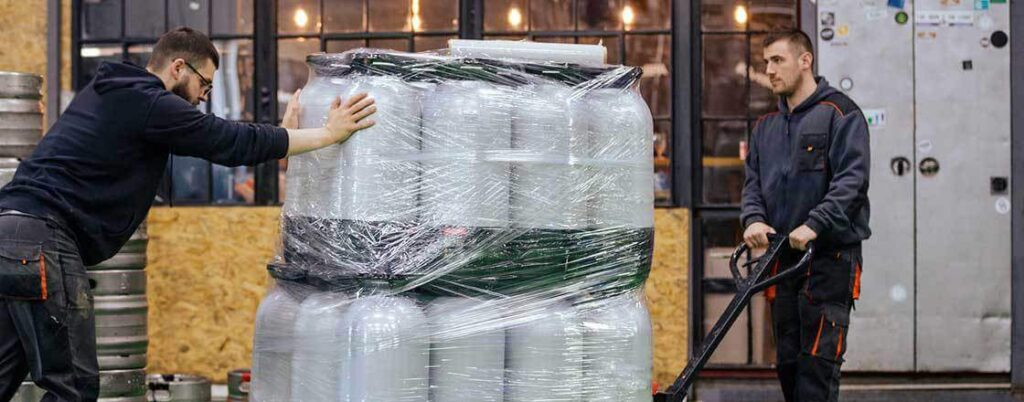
top-left (0, 241), bottom-right (49, 300)
top-left (808, 303), bottom-right (851, 363)
top-left (797, 133), bottom-right (827, 171)
top-left (805, 252), bottom-right (855, 304)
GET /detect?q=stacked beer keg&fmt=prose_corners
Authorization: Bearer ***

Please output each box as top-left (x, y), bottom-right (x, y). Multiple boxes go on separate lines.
top-left (0, 71), bottom-right (42, 187)
top-left (253, 47), bottom-right (655, 401)
top-left (88, 223), bottom-right (150, 401)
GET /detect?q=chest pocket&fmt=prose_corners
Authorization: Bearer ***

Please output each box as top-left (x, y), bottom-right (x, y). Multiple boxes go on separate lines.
top-left (797, 133), bottom-right (827, 171)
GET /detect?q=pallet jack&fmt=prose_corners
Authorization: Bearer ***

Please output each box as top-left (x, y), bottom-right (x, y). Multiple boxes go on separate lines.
top-left (653, 235), bottom-right (815, 402)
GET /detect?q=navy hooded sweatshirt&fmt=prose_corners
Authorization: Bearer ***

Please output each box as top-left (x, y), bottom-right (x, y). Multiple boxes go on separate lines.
top-left (740, 77), bottom-right (871, 249)
top-left (0, 61), bottom-right (289, 265)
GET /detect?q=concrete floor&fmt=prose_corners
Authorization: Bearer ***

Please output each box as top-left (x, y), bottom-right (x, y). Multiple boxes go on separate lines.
top-left (693, 372), bottom-right (1022, 402)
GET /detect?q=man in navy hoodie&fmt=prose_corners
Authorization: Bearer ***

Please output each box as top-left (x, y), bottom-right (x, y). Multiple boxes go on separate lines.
top-left (0, 27), bottom-right (376, 400)
top-left (741, 31), bottom-right (870, 401)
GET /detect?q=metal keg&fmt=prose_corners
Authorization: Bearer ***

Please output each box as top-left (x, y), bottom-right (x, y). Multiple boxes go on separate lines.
top-left (0, 72), bottom-right (42, 158)
top-left (93, 293), bottom-right (148, 370)
top-left (90, 223), bottom-right (148, 270)
top-left (0, 72), bottom-right (43, 99)
top-left (0, 157), bottom-right (19, 186)
top-left (99, 369), bottom-right (147, 398)
top-left (226, 369), bottom-right (250, 402)
top-left (10, 381), bottom-right (44, 402)
top-left (147, 374), bottom-right (212, 402)
top-left (89, 217), bottom-right (149, 392)
top-left (91, 269), bottom-right (147, 296)
top-left (90, 269), bottom-right (148, 369)
top-left (11, 374), bottom-right (148, 398)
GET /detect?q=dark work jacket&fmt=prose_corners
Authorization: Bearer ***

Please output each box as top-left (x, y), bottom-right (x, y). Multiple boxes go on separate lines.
top-left (740, 77), bottom-right (871, 250)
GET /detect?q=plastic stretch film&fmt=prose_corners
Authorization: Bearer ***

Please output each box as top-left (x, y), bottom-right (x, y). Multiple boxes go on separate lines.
top-left (255, 47), bottom-right (654, 402)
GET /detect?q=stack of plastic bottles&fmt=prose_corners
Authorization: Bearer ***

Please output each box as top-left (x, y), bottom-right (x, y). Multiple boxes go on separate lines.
top-left (252, 45), bottom-right (655, 402)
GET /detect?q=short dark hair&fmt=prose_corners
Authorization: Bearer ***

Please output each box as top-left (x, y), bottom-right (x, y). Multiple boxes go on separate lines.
top-left (147, 27), bottom-right (220, 70)
top-left (763, 31), bottom-right (814, 58)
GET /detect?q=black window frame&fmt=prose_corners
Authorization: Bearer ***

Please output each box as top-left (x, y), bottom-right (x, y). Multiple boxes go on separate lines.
top-left (686, 0), bottom-right (805, 371)
top-left (71, 0), bottom-right (681, 207)
top-left (480, 0), bottom-right (674, 206)
top-left (73, 0), bottom-right (264, 206)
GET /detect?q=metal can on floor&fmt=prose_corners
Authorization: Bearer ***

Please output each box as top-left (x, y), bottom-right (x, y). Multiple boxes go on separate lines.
top-left (226, 369), bottom-right (250, 402)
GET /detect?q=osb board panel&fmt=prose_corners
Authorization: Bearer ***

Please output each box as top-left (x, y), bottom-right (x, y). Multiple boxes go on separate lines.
top-left (646, 208), bottom-right (690, 389)
top-left (0, 0), bottom-right (46, 79)
top-left (146, 207), bottom-right (282, 383)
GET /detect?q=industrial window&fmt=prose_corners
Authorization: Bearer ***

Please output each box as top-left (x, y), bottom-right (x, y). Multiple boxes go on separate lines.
top-left (76, 0), bottom-right (258, 206)
top-left (274, 0), bottom-right (460, 203)
top-left (72, 0), bottom-right (674, 207)
top-left (695, 0), bottom-right (799, 367)
top-left (482, 0), bottom-right (673, 205)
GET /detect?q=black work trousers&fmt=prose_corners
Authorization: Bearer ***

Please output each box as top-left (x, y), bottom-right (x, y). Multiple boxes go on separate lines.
top-left (771, 246), bottom-right (861, 402)
top-left (0, 210), bottom-right (98, 401)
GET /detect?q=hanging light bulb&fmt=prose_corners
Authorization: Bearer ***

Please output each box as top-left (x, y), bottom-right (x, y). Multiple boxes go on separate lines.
top-left (508, 6), bottom-right (523, 28)
top-left (622, 5), bottom-right (636, 28)
top-left (411, 0), bottom-right (422, 31)
top-left (734, 5), bottom-right (749, 25)
top-left (294, 8), bottom-right (309, 28)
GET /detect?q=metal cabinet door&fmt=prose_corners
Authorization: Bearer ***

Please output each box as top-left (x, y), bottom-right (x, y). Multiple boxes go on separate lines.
top-left (816, 0), bottom-right (917, 372)
top-left (913, 0), bottom-right (1011, 372)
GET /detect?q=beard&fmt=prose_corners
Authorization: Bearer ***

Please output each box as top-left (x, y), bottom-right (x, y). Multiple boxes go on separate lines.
top-left (771, 71), bottom-right (809, 96)
top-left (771, 79), bottom-right (794, 96)
top-left (171, 78), bottom-right (198, 106)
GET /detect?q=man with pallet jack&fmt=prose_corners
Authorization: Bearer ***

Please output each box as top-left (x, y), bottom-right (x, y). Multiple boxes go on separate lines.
top-left (741, 31), bottom-right (871, 402)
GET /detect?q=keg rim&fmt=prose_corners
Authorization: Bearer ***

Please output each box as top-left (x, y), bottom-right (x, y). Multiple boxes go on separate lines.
top-left (0, 158), bottom-right (20, 168)
top-left (0, 71), bottom-right (43, 80)
top-left (0, 98), bottom-right (42, 113)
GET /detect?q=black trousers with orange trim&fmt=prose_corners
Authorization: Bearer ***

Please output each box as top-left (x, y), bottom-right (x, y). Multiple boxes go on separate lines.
top-left (0, 211), bottom-right (99, 401)
top-left (770, 246), bottom-right (861, 402)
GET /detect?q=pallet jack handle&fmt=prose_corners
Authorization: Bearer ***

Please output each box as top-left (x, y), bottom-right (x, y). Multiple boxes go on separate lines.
top-left (730, 236), bottom-right (815, 294)
top-left (653, 235), bottom-right (814, 402)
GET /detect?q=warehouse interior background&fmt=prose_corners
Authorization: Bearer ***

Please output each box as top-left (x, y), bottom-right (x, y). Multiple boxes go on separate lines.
top-left (0, 0), bottom-right (1021, 400)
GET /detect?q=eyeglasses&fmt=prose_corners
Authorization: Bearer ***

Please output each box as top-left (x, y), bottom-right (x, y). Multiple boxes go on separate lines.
top-left (183, 61), bottom-right (213, 97)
